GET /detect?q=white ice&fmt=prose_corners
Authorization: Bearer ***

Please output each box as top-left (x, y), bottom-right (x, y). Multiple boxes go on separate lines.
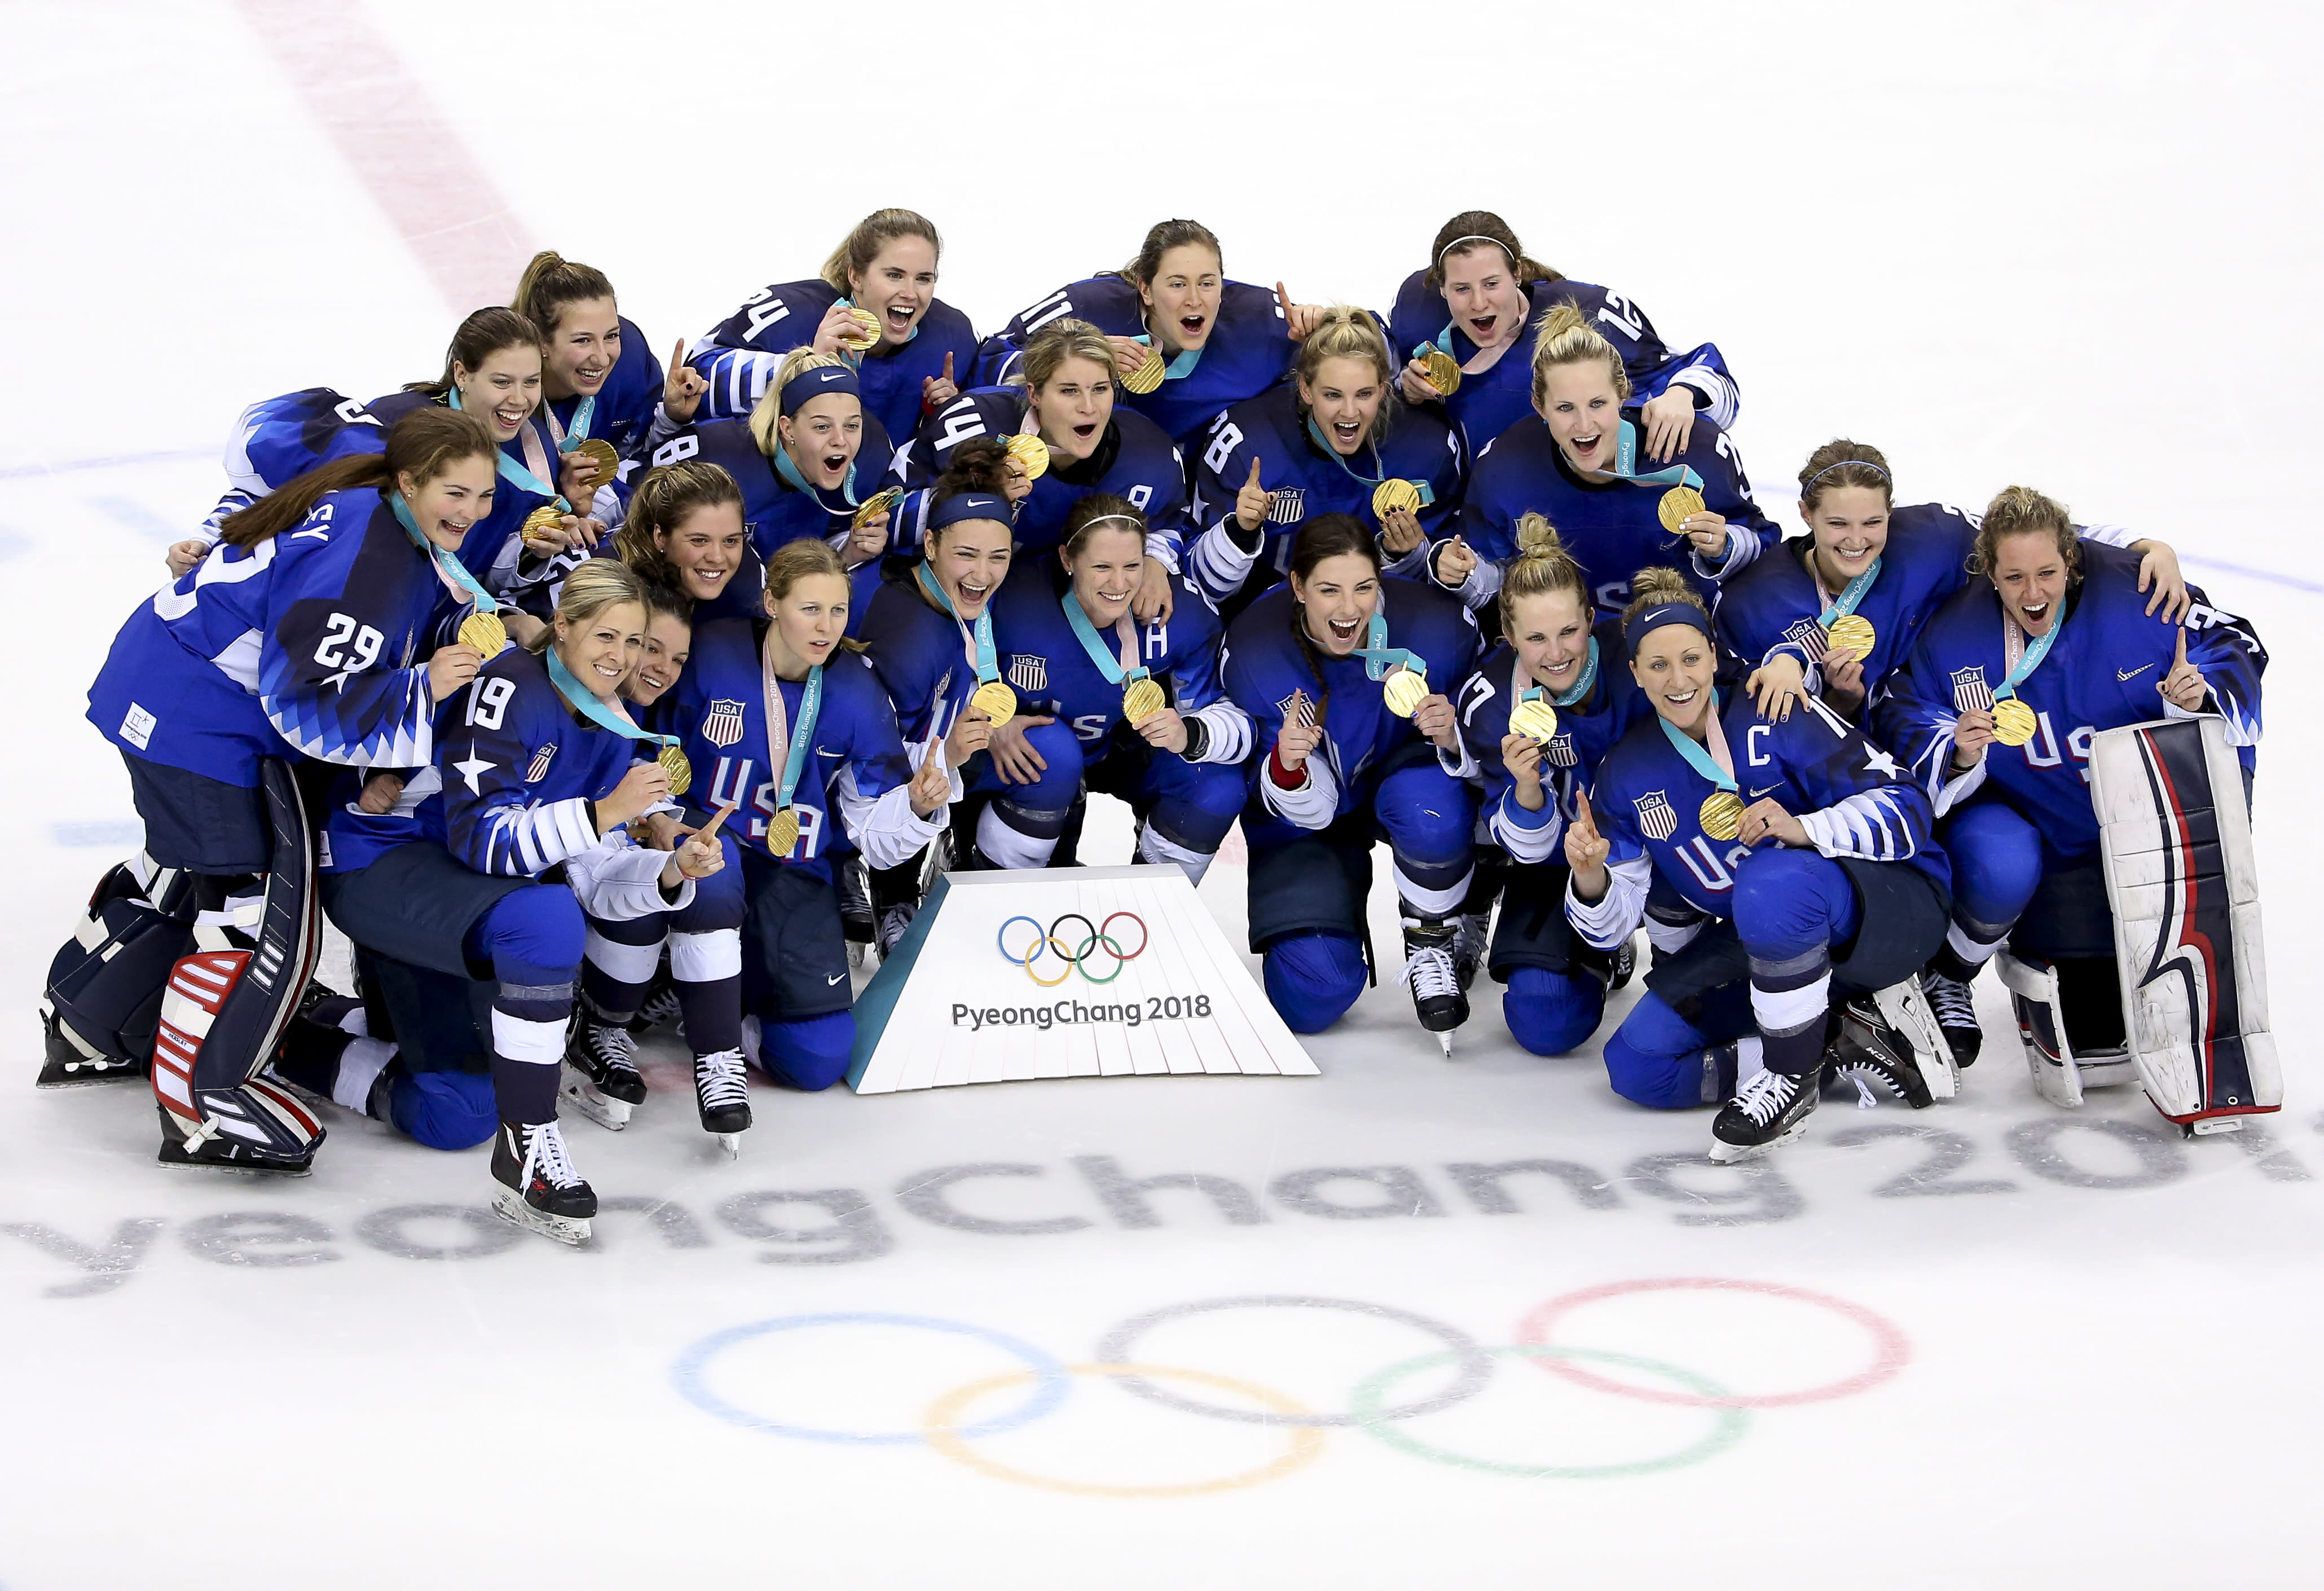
top-left (2, 3), bottom-right (2320, 1586)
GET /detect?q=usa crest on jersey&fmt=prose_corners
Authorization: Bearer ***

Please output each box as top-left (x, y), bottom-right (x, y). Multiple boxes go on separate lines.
top-left (1546, 733), bottom-right (1578, 768)
top-left (526, 744), bottom-right (557, 783)
top-left (1635, 790), bottom-right (1678, 841)
top-left (1009, 655), bottom-right (1048, 694)
top-left (1783, 616), bottom-right (1828, 662)
top-left (702, 699), bottom-right (747, 747)
top-left (1275, 690), bottom-right (1316, 728)
top-left (1950, 666), bottom-right (1995, 713)
top-left (1268, 488), bottom-right (1306, 525)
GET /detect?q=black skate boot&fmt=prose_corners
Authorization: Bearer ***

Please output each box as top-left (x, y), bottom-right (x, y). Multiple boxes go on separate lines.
top-left (490, 1118), bottom-right (595, 1245)
top-left (1710, 1066), bottom-right (1820, 1163)
top-left (1920, 966), bottom-right (1983, 1069)
top-left (839, 856), bottom-right (875, 967)
top-left (1450, 911), bottom-right (1491, 992)
top-left (1401, 913), bottom-right (1469, 1057)
top-left (155, 1080), bottom-right (326, 1175)
top-left (39, 1004), bottom-right (145, 1087)
top-left (562, 1017), bottom-right (647, 1131)
top-left (693, 1047), bottom-right (751, 1158)
top-left (1830, 995), bottom-right (1935, 1109)
top-left (1609, 935), bottom-right (1639, 991)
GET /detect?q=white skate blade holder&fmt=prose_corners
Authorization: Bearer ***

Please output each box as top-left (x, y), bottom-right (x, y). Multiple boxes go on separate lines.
top-left (560, 1064), bottom-right (633, 1131)
top-left (491, 1187), bottom-right (592, 1247)
top-left (1874, 977), bottom-right (1958, 1101)
top-left (1707, 1119), bottom-right (1810, 1165)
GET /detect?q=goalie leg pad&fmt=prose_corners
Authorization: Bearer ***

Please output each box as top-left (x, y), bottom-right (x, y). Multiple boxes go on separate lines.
top-left (40, 856), bottom-right (198, 1084)
top-left (2088, 717), bottom-right (2278, 1128)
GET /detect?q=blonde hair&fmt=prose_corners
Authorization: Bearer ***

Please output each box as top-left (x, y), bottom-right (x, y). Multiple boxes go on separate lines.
top-left (615, 460), bottom-right (744, 588)
top-left (1497, 515), bottom-right (1591, 634)
top-left (821, 209), bottom-right (941, 293)
top-left (1621, 566), bottom-right (1707, 631)
top-left (534, 558), bottom-right (648, 654)
top-left (1969, 486), bottom-right (2080, 581)
top-left (1018, 317), bottom-right (1119, 392)
top-left (1530, 299), bottom-right (1631, 412)
top-left (1295, 306), bottom-right (1396, 448)
top-left (749, 348), bottom-right (854, 456)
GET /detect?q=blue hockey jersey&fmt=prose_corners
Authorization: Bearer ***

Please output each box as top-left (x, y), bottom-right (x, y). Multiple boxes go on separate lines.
top-left (426, 646), bottom-right (641, 877)
top-left (858, 573), bottom-right (991, 752)
top-left (544, 315), bottom-right (663, 459)
top-left (1449, 623), bottom-right (1654, 861)
top-left (689, 277), bottom-right (979, 444)
top-left (642, 413), bottom-right (897, 567)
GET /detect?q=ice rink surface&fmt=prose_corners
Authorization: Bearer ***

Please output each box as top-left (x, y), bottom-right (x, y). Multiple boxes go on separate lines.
top-left (3, 2), bottom-right (2320, 1585)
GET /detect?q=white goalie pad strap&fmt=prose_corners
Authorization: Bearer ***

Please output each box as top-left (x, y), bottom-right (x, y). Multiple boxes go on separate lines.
top-left (2088, 717), bottom-right (2279, 1124)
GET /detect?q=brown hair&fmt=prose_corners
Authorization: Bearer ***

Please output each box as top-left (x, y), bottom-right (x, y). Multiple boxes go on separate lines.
top-left (927, 437), bottom-right (1014, 547)
top-left (1295, 306), bottom-right (1396, 449)
top-left (532, 557), bottom-right (648, 655)
top-left (1798, 439), bottom-right (1895, 515)
top-left (1423, 211), bottom-right (1560, 296)
top-left (218, 408), bottom-right (498, 549)
top-left (615, 460), bottom-right (745, 588)
top-left (1019, 317), bottom-right (1120, 392)
top-left (640, 581), bottom-right (693, 627)
top-left (1621, 566), bottom-right (1710, 634)
top-left (821, 209), bottom-right (941, 292)
top-left (1530, 299), bottom-right (1631, 411)
top-left (1116, 219), bottom-right (1223, 286)
top-left (406, 307), bottom-right (543, 400)
top-left (512, 252), bottom-right (617, 338)
top-left (1969, 486), bottom-right (2080, 582)
top-left (1060, 493), bottom-right (1146, 561)
top-left (1498, 514), bottom-right (1591, 635)
top-left (1285, 513), bottom-right (1383, 712)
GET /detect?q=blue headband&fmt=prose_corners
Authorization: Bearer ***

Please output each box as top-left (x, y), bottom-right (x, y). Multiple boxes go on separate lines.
top-left (779, 364), bottom-right (861, 417)
top-left (1802, 459), bottom-right (1891, 494)
top-left (1624, 600), bottom-right (1713, 649)
top-left (930, 491), bottom-right (1011, 532)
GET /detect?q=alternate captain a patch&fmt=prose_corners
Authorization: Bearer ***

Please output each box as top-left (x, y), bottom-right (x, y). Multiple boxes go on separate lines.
top-left (525, 743), bottom-right (557, 783)
top-left (701, 699), bottom-right (747, 748)
top-left (1634, 790), bottom-right (1678, 841)
top-left (1008, 655), bottom-right (1048, 694)
top-left (1950, 666), bottom-right (1995, 713)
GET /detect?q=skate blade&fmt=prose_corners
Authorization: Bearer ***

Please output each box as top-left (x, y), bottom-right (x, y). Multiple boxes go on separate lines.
top-left (1874, 985), bottom-right (1958, 1101)
top-left (155, 1148), bottom-right (312, 1177)
top-left (37, 1061), bottom-right (146, 1088)
top-left (490, 1188), bottom-right (592, 1246)
top-left (1707, 1120), bottom-right (1810, 1165)
top-left (714, 1131), bottom-right (741, 1160)
top-left (560, 1070), bottom-right (632, 1131)
top-left (1437, 1032), bottom-right (1455, 1059)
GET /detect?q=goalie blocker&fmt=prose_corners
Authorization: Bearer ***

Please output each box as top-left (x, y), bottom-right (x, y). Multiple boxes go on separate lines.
top-left (2004, 717), bottom-right (2275, 1133)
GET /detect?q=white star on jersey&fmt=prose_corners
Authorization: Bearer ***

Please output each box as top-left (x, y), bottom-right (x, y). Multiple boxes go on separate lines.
top-left (1863, 743), bottom-right (1904, 779)
top-left (454, 744), bottom-right (497, 795)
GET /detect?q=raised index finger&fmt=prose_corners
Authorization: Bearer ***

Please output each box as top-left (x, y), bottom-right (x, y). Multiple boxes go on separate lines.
top-left (2174, 625), bottom-right (2189, 666)
top-left (671, 337), bottom-right (687, 368)
top-left (1247, 456), bottom-right (1264, 488)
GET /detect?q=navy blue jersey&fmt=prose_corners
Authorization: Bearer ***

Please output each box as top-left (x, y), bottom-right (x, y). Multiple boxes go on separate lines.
top-left (1221, 576), bottom-right (1480, 849)
top-left (1875, 543), bottom-right (2266, 869)
top-left (689, 277), bottom-right (979, 444)
top-left (974, 275), bottom-right (1295, 446)
top-left (988, 563), bottom-right (1248, 765)
top-left (641, 413), bottom-right (896, 565)
top-left (896, 387), bottom-right (1191, 561)
top-left (364, 390), bottom-right (571, 598)
top-left (218, 387), bottom-right (387, 499)
top-left (859, 575), bottom-right (987, 751)
top-left (89, 487), bottom-right (451, 786)
top-left (1454, 409), bottom-right (1776, 620)
top-left (1184, 385), bottom-right (1467, 601)
top-left (543, 316), bottom-right (662, 460)
top-left (1387, 274), bottom-right (1739, 450)
top-left (1584, 692), bottom-right (1948, 932)
top-left (653, 618), bottom-right (928, 875)
top-left (1449, 623), bottom-right (1654, 860)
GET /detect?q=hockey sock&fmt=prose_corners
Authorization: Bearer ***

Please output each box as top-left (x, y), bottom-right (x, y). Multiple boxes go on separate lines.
top-left (670, 927), bottom-right (743, 1057)
top-left (582, 922), bottom-right (664, 1026)
top-left (976, 796), bottom-right (1070, 870)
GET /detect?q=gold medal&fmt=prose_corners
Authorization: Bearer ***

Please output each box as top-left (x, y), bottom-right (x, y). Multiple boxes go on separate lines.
top-left (1371, 478), bottom-right (1423, 521)
top-left (1657, 486), bottom-right (1707, 535)
top-left (970, 678), bottom-right (1018, 729)
top-left (658, 743), bottom-right (692, 797)
top-left (1122, 677), bottom-right (1166, 725)
top-left (1419, 347), bottom-right (1462, 396)
top-left (1991, 697), bottom-right (2037, 747)
top-left (1120, 348), bottom-right (1166, 394)
top-left (457, 610), bottom-right (508, 657)
top-left (1699, 790), bottom-right (1744, 843)
top-left (839, 306), bottom-right (881, 350)
top-left (574, 438), bottom-right (620, 486)
top-left (521, 504), bottom-right (567, 548)
top-left (765, 806), bottom-right (800, 855)
top-left (1509, 698), bottom-right (1560, 744)
top-left (852, 486), bottom-right (901, 530)
top-left (1381, 667), bottom-right (1430, 719)
top-left (1005, 432), bottom-right (1050, 482)
top-left (1825, 614), bottom-right (1877, 659)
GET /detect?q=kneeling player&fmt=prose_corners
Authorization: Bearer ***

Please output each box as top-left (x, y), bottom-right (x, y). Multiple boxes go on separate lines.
top-left (1568, 570), bottom-right (1954, 1162)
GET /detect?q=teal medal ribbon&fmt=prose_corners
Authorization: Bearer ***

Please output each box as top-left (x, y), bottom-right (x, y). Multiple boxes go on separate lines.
top-left (1302, 416), bottom-right (1437, 508)
top-left (447, 387), bottom-right (570, 512)
top-left (1609, 419), bottom-right (1706, 491)
top-left (915, 563), bottom-right (1000, 684)
top-left (543, 646), bottom-right (677, 749)
top-left (1353, 609), bottom-right (1423, 682)
top-left (1656, 691), bottom-right (1737, 794)
top-left (388, 491), bottom-right (499, 615)
top-left (544, 394), bottom-right (597, 452)
top-left (1416, 320), bottom-right (1464, 363)
top-left (771, 440), bottom-right (862, 508)
top-left (763, 651), bottom-right (826, 813)
top-left (1524, 634), bottom-right (1600, 709)
top-left (1816, 557), bottom-right (1882, 627)
top-left (1996, 607), bottom-right (2067, 702)
top-left (1132, 330), bottom-right (1203, 381)
top-left (1062, 590), bottom-right (1149, 686)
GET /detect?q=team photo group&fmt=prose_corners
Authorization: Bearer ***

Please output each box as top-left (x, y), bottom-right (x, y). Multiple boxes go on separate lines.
top-left (41, 206), bottom-right (2273, 1246)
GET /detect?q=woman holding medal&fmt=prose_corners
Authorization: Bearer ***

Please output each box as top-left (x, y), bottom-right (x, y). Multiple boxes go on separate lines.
top-left (1388, 211), bottom-right (1739, 456)
top-left (1875, 487), bottom-right (2264, 1079)
top-left (1443, 516), bottom-right (1652, 1055)
top-left (971, 495), bottom-right (1252, 882)
top-left (656, 541), bottom-right (953, 1091)
top-left (53, 409), bottom-right (505, 1166)
top-left (1433, 302), bottom-right (1777, 626)
top-left (1220, 515), bottom-right (1481, 1050)
top-left (688, 209), bottom-right (980, 444)
top-left (1565, 570), bottom-right (1953, 1162)
top-left (1185, 307), bottom-right (1466, 611)
top-left (975, 219), bottom-right (1323, 447)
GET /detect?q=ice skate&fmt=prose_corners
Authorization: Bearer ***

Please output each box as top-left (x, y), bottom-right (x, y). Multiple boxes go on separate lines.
top-left (1710, 1066), bottom-right (1819, 1162)
top-left (1920, 966), bottom-right (1982, 1069)
top-left (1401, 915), bottom-right (1468, 1057)
top-left (839, 856), bottom-right (875, 968)
top-left (1450, 910), bottom-right (1491, 992)
top-left (1609, 935), bottom-right (1639, 991)
top-left (490, 1119), bottom-right (595, 1245)
top-left (38, 1004), bottom-right (145, 1087)
top-left (1830, 995), bottom-right (1935, 1109)
top-left (155, 1079), bottom-right (324, 1175)
top-left (693, 1047), bottom-right (751, 1158)
top-left (876, 904), bottom-right (916, 960)
top-left (632, 974), bottom-right (681, 1035)
top-left (1868, 977), bottom-right (1956, 1100)
top-left (561, 1018), bottom-right (646, 1131)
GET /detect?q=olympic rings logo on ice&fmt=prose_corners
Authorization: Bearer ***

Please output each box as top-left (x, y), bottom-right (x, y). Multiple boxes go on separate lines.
top-left (670, 1279), bottom-right (1912, 1496)
top-left (996, 911), bottom-right (1150, 987)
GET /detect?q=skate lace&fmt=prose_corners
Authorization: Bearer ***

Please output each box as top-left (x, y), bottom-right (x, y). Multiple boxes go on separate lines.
top-left (697, 1048), bottom-right (749, 1109)
top-left (878, 906), bottom-right (915, 948)
top-left (522, 1120), bottom-right (584, 1189)
top-left (1924, 974), bottom-right (1975, 1029)
top-left (1733, 1068), bottom-right (1801, 1126)
top-left (588, 1021), bottom-right (640, 1073)
top-left (1406, 946), bottom-right (1458, 1001)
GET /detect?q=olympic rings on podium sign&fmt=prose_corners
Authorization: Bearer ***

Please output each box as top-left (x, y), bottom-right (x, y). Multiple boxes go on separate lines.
top-left (996, 911), bottom-right (1150, 986)
top-left (668, 1281), bottom-right (1913, 1495)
